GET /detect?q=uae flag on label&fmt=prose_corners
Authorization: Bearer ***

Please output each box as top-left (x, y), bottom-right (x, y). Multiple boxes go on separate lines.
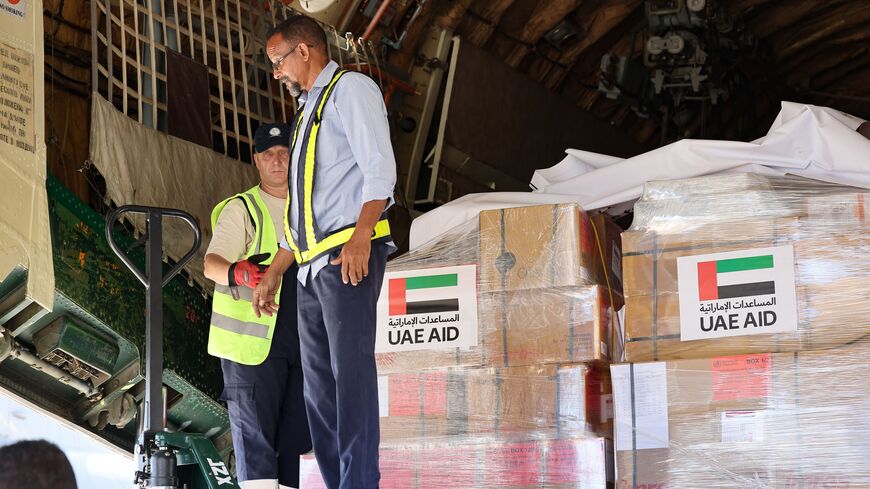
top-left (389, 273), bottom-right (459, 316)
top-left (697, 254), bottom-right (775, 301)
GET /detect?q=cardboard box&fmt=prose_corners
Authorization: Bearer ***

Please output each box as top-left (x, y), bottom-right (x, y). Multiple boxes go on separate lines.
top-left (300, 436), bottom-right (614, 489)
top-left (466, 364), bottom-right (612, 439)
top-left (376, 285), bottom-right (617, 373)
top-left (479, 204), bottom-right (600, 292)
top-left (378, 363), bottom-right (612, 442)
top-left (621, 217), bottom-right (870, 362)
top-left (482, 286), bottom-right (619, 367)
top-left (612, 343), bottom-right (870, 488)
top-left (591, 212), bottom-right (624, 293)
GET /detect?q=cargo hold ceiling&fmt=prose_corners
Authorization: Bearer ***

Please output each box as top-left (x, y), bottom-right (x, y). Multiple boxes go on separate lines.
top-left (425, 0), bottom-right (870, 149)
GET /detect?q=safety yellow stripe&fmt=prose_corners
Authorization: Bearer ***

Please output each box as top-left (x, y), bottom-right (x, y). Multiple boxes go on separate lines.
top-left (296, 218), bottom-right (391, 263)
top-left (240, 193), bottom-right (264, 256)
top-left (285, 112), bottom-right (305, 258)
top-left (283, 187), bottom-right (301, 260)
top-left (212, 291), bottom-right (275, 327)
top-left (287, 69), bottom-right (390, 265)
top-left (303, 122), bottom-right (319, 248)
top-left (301, 70), bottom-right (348, 254)
top-left (215, 284), bottom-right (253, 301)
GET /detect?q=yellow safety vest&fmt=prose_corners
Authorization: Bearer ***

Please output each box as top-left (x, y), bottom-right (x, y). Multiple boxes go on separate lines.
top-left (283, 68), bottom-right (391, 264)
top-left (208, 186), bottom-right (282, 365)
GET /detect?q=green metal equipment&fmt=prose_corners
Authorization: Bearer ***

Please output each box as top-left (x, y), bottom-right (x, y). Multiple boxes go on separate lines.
top-left (0, 177), bottom-right (233, 465)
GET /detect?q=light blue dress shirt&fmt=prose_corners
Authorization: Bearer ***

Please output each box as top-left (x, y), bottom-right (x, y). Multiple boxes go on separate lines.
top-left (279, 60), bottom-right (397, 285)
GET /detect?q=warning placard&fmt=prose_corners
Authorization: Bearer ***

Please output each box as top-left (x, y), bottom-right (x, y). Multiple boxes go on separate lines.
top-left (712, 354), bottom-right (771, 401)
top-left (376, 265), bottom-right (478, 353)
top-left (0, 41), bottom-right (35, 153)
top-left (677, 245), bottom-right (798, 341)
top-left (0, 0), bottom-right (25, 19)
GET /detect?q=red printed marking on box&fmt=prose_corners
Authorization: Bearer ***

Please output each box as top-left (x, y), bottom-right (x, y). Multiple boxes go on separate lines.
top-left (482, 442), bottom-right (541, 487)
top-left (388, 374), bottom-right (421, 417)
top-left (711, 353), bottom-right (771, 401)
top-left (422, 372), bottom-right (447, 416)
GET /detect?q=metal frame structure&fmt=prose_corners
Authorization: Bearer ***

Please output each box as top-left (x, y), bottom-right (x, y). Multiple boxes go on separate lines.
top-left (418, 34), bottom-right (461, 205)
top-left (91, 0), bottom-right (295, 163)
top-left (90, 0), bottom-right (390, 164)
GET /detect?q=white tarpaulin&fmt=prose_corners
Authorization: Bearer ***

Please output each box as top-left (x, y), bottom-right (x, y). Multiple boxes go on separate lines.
top-left (90, 95), bottom-right (259, 290)
top-left (409, 102), bottom-right (869, 250)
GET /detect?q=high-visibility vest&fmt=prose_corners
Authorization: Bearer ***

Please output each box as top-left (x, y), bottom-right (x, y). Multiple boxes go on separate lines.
top-left (283, 68), bottom-right (391, 265)
top-left (208, 186), bottom-right (282, 365)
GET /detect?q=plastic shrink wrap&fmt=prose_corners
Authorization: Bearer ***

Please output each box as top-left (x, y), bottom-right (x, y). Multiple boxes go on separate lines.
top-left (301, 204), bottom-right (623, 488)
top-left (300, 436), bottom-right (613, 489)
top-left (622, 173), bottom-right (870, 362)
top-left (612, 342), bottom-right (870, 488)
top-left (376, 204), bottom-right (623, 374)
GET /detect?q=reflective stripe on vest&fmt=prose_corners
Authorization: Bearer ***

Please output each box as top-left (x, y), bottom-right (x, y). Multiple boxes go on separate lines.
top-left (283, 68), bottom-right (391, 265)
top-left (208, 186), bottom-right (281, 365)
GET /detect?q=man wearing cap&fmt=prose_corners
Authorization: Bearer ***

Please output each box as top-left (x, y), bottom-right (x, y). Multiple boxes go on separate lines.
top-left (204, 123), bottom-right (311, 489)
top-left (252, 15), bottom-right (396, 489)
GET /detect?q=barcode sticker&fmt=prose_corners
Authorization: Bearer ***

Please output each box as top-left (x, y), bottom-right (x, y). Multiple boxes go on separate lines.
top-left (721, 410), bottom-right (765, 443)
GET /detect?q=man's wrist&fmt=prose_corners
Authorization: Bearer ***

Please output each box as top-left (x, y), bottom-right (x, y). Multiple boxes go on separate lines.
top-left (353, 225), bottom-right (374, 238)
top-left (227, 262), bottom-right (239, 287)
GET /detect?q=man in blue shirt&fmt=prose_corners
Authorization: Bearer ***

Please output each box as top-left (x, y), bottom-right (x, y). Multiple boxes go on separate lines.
top-left (253, 15), bottom-right (396, 489)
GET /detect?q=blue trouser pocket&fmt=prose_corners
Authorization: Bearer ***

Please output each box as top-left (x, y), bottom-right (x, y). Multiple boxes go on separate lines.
top-left (222, 383), bottom-right (274, 482)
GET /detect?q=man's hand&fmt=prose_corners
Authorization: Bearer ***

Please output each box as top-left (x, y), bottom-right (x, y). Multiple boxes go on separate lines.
top-left (330, 231), bottom-right (371, 286)
top-left (250, 247), bottom-right (295, 317)
top-left (252, 271), bottom-right (280, 317)
top-left (228, 253), bottom-right (270, 288)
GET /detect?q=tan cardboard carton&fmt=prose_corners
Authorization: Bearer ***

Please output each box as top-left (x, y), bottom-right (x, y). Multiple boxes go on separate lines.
top-left (379, 363), bottom-right (612, 442)
top-left (613, 343), bottom-right (870, 488)
top-left (622, 216), bottom-right (870, 362)
top-left (377, 285), bottom-right (617, 373)
top-left (301, 436), bottom-right (613, 489)
top-left (479, 204), bottom-right (600, 292)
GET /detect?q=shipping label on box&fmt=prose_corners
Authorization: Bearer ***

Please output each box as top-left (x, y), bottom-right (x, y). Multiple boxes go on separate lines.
top-left (376, 265), bottom-right (479, 353)
top-left (676, 246), bottom-right (798, 342)
top-left (720, 410), bottom-right (765, 443)
top-left (711, 354), bottom-right (771, 401)
top-left (612, 362), bottom-right (669, 451)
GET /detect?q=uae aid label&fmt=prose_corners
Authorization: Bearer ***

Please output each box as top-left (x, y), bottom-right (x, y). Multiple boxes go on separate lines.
top-left (677, 245), bottom-right (798, 341)
top-left (376, 265), bottom-right (478, 353)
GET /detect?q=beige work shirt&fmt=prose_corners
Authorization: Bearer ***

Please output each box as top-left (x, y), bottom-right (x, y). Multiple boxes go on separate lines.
top-left (206, 187), bottom-right (287, 263)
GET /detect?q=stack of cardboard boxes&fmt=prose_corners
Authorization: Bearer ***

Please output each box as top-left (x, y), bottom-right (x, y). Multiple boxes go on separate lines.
top-left (300, 203), bottom-right (623, 488)
top-left (613, 174), bottom-right (870, 488)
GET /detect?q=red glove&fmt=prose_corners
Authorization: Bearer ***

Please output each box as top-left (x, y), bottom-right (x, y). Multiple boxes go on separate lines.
top-left (228, 253), bottom-right (270, 288)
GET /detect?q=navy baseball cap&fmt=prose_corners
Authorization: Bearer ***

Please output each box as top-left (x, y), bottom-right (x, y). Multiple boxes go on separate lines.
top-left (254, 123), bottom-right (291, 153)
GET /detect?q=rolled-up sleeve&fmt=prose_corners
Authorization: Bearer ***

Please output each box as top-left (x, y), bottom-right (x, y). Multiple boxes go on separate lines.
top-left (334, 73), bottom-right (397, 208)
top-left (279, 234), bottom-right (291, 251)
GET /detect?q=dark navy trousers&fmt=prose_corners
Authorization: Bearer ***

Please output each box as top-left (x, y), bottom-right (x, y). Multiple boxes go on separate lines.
top-left (221, 265), bottom-right (313, 487)
top-left (297, 243), bottom-right (388, 489)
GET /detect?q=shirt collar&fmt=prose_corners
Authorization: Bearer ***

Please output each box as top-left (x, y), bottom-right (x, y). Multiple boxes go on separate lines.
top-left (299, 60), bottom-right (338, 105)
top-left (312, 60), bottom-right (339, 89)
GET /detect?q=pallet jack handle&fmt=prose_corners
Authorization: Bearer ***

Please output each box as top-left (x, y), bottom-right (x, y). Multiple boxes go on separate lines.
top-left (105, 205), bottom-right (200, 433)
top-left (105, 206), bottom-right (202, 488)
top-left (105, 205), bottom-right (201, 289)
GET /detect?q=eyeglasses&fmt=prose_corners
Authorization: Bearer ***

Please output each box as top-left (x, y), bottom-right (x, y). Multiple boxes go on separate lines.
top-left (270, 43), bottom-right (303, 71)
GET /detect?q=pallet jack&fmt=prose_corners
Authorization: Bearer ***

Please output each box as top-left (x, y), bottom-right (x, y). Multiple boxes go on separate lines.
top-left (106, 205), bottom-right (240, 489)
